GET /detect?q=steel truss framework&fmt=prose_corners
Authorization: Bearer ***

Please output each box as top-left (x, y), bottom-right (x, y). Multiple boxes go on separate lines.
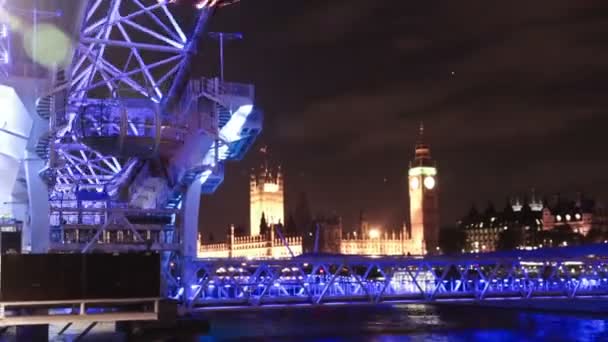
top-left (183, 254), bottom-right (608, 309)
top-left (42, 0), bottom-right (252, 198)
top-left (0, 22), bottom-right (8, 76)
top-left (46, 0), bottom-right (198, 193)
top-left (37, 0), bottom-right (258, 254)
top-left (0, 298), bottom-right (159, 327)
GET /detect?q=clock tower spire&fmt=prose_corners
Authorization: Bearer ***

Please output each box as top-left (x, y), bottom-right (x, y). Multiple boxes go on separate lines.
top-left (408, 122), bottom-right (439, 255)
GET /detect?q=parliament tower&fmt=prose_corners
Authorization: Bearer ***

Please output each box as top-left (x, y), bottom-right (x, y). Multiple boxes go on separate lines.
top-left (408, 124), bottom-right (440, 255)
top-left (249, 148), bottom-right (284, 236)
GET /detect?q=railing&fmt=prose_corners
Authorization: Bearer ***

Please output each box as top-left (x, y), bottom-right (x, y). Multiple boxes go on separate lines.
top-left (78, 101), bottom-right (157, 139)
top-left (182, 252), bottom-right (608, 309)
top-left (3, 61), bottom-right (50, 79)
top-left (48, 207), bottom-right (179, 252)
top-left (220, 81), bottom-right (255, 99)
top-left (0, 217), bottom-right (22, 227)
top-left (187, 78), bottom-right (255, 102)
top-left (0, 298), bottom-right (159, 326)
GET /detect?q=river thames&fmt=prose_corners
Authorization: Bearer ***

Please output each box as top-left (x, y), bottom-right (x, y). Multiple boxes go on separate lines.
top-left (177, 304), bottom-right (608, 341)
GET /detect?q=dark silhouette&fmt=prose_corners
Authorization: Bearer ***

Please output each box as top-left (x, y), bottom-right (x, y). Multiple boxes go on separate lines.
top-left (537, 224), bottom-right (584, 247)
top-left (585, 227), bottom-right (608, 244)
top-left (234, 225), bottom-right (246, 237)
top-left (259, 212), bottom-right (269, 236)
top-left (285, 213), bottom-right (297, 235)
top-left (294, 192), bottom-right (312, 233)
top-left (497, 226), bottom-right (523, 251)
top-left (439, 226), bottom-right (465, 254)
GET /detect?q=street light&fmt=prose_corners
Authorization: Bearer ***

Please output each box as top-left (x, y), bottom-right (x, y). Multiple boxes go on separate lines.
top-left (208, 32), bottom-right (243, 81)
top-left (369, 229), bottom-right (380, 239)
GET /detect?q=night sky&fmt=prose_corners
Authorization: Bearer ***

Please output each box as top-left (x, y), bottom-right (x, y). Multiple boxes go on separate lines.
top-left (197, 0), bottom-right (608, 237)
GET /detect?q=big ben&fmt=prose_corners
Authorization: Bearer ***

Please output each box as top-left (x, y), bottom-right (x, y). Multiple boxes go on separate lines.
top-left (408, 123), bottom-right (439, 255)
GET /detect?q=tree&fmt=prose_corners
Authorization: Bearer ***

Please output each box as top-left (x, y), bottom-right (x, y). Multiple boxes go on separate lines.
top-left (285, 213), bottom-right (297, 235)
top-left (234, 225), bottom-right (246, 237)
top-left (439, 226), bottom-right (465, 255)
top-left (294, 192), bottom-right (312, 234)
top-left (585, 227), bottom-right (607, 244)
top-left (497, 226), bottom-right (522, 251)
top-left (259, 212), bottom-right (269, 236)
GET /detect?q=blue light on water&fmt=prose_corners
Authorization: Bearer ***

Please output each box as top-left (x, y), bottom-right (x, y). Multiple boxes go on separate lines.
top-left (198, 305), bottom-right (608, 341)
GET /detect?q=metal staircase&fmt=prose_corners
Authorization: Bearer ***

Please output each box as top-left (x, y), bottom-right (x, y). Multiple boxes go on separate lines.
top-left (34, 68), bottom-right (69, 170)
top-left (34, 131), bottom-right (51, 160)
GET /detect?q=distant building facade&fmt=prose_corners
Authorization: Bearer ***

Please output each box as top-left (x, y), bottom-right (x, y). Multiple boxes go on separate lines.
top-left (199, 224), bottom-right (302, 259)
top-left (541, 194), bottom-right (607, 236)
top-left (461, 199), bottom-right (543, 253)
top-left (461, 193), bottom-right (608, 253)
top-left (302, 215), bottom-right (413, 256)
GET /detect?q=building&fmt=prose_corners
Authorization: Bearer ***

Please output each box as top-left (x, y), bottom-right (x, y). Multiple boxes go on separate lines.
top-left (461, 199), bottom-right (543, 253)
top-left (408, 123), bottom-right (440, 255)
top-left (541, 194), bottom-right (607, 236)
top-left (461, 193), bottom-right (608, 253)
top-left (199, 125), bottom-right (441, 258)
top-left (249, 150), bottom-right (284, 236)
top-left (198, 224), bottom-right (302, 259)
top-left (300, 214), bottom-right (411, 255)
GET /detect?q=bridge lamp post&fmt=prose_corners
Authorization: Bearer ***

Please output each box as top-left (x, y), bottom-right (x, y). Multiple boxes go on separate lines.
top-left (209, 32), bottom-right (243, 81)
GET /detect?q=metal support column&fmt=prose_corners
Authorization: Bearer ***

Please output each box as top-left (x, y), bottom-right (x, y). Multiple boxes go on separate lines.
top-left (24, 150), bottom-right (50, 253)
top-left (181, 177), bottom-right (202, 302)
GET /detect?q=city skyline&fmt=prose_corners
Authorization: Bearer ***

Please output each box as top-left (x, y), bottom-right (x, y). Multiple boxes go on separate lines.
top-left (198, 0), bottom-right (608, 237)
top-left (200, 138), bottom-right (607, 238)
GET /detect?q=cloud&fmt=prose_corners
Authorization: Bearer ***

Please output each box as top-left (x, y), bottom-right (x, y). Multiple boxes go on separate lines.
top-left (204, 0), bottom-right (608, 233)
top-left (276, 0), bottom-right (608, 162)
top-left (285, 0), bottom-right (386, 45)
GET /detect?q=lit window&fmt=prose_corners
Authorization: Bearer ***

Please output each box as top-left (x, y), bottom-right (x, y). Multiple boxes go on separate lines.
top-left (556, 215), bottom-right (562, 222)
top-left (263, 183), bottom-right (279, 193)
top-left (575, 213), bottom-right (581, 220)
top-left (565, 214), bottom-right (571, 221)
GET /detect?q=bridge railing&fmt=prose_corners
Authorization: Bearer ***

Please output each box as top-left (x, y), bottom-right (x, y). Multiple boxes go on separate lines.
top-left (181, 254), bottom-right (608, 308)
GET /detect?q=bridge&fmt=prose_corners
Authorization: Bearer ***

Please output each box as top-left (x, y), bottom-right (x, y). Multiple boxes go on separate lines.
top-left (183, 245), bottom-right (608, 310)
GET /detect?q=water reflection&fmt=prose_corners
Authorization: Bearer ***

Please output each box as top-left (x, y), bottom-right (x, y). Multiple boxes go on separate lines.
top-left (197, 304), bottom-right (608, 341)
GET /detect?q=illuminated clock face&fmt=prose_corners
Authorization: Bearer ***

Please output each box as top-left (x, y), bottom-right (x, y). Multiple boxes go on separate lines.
top-left (424, 176), bottom-right (436, 190)
top-left (409, 177), bottom-right (419, 190)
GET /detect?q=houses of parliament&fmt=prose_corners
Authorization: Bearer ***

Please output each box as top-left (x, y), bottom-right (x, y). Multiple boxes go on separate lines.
top-left (198, 126), bottom-right (440, 258)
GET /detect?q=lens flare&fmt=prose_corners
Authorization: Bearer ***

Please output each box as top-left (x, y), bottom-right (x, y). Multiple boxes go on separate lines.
top-left (23, 23), bottom-right (71, 68)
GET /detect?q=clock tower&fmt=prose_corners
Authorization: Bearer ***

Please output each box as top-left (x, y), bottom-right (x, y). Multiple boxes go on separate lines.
top-left (408, 123), bottom-right (439, 255)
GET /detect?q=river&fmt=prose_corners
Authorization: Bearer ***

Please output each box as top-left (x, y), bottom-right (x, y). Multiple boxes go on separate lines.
top-left (178, 304), bottom-right (608, 341)
top-left (38, 304), bottom-right (608, 341)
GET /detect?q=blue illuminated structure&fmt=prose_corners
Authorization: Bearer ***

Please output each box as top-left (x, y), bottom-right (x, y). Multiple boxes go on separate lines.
top-left (184, 244), bottom-right (608, 310)
top-left (0, 22), bottom-right (9, 75)
top-left (1, 0), bottom-right (261, 308)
